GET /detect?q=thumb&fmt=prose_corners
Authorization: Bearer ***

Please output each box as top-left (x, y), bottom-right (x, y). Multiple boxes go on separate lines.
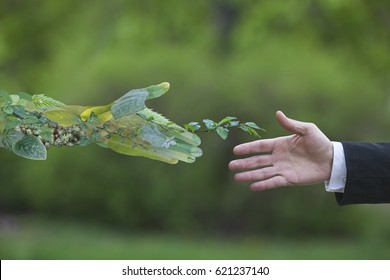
top-left (275, 111), bottom-right (308, 135)
top-left (146, 82), bottom-right (170, 99)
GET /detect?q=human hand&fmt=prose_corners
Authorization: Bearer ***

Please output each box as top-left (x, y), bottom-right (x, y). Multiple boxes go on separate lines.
top-left (229, 111), bottom-right (333, 191)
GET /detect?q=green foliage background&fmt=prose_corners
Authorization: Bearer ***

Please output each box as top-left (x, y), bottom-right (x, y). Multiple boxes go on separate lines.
top-left (1, 0), bottom-right (390, 259)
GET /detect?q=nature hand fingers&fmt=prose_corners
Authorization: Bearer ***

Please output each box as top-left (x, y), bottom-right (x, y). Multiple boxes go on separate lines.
top-left (145, 82), bottom-right (170, 99)
top-left (111, 82), bottom-right (170, 119)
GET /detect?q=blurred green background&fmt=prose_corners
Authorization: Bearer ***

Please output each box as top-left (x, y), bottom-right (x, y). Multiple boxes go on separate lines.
top-left (1, 0), bottom-right (390, 259)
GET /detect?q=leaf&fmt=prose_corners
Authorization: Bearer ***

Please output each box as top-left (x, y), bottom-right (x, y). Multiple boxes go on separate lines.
top-left (23, 115), bottom-right (39, 124)
top-left (32, 94), bottom-right (65, 108)
top-left (4, 116), bottom-right (19, 129)
top-left (80, 104), bottom-right (113, 122)
top-left (39, 126), bottom-right (54, 142)
top-left (78, 136), bottom-right (94, 147)
top-left (2, 106), bottom-right (13, 115)
top-left (218, 116), bottom-right (237, 126)
top-left (227, 120), bottom-right (240, 127)
top-left (139, 123), bottom-right (166, 147)
top-left (111, 89), bottom-right (148, 119)
top-left (110, 82), bottom-right (169, 120)
top-left (107, 134), bottom-right (179, 164)
top-left (203, 119), bottom-right (217, 130)
top-left (162, 136), bottom-right (177, 148)
top-left (216, 126), bottom-right (229, 140)
top-left (95, 138), bottom-right (109, 148)
top-left (146, 82), bottom-right (170, 99)
top-left (10, 95), bottom-right (20, 105)
top-left (11, 105), bottom-right (28, 118)
top-left (136, 108), bottom-right (202, 146)
top-left (86, 111), bottom-right (99, 124)
top-left (44, 109), bottom-right (81, 126)
top-left (184, 122), bottom-right (201, 132)
top-left (244, 122), bottom-right (263, 130)
top-left (12, 135), bottom-right (47, 160)
top-left (239, 125), bottom-right (261, 138)
top-left (0, 90), bottom-right (12, 106)
top-left (2, 129), bottom-right (25, 150)
top-left (16, 92), bottom-right (33, 101)
top-left (247, 128), bottom-right (261, 138)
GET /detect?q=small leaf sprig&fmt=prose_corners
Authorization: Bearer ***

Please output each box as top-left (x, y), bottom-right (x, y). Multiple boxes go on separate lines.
top-left (184, 117), bottom-right (264, 140)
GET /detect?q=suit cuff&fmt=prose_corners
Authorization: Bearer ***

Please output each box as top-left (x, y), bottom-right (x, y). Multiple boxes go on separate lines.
top-left (324, 142), bottom-right (346, 193)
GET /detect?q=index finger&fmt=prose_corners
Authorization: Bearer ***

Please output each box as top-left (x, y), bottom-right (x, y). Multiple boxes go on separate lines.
top-left (233, 138), bottom-right (275, 156)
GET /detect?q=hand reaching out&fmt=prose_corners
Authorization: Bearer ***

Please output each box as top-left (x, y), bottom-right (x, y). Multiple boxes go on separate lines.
top-left (229, 111), bottom-right (333, 191)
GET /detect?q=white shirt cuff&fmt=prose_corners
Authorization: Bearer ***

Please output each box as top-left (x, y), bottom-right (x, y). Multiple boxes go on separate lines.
top-left (324, 142), bottom-right (346, 193)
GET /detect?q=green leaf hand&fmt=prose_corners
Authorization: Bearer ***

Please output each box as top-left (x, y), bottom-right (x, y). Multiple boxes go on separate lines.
top-left (0, 83), bottom-right (263, 163)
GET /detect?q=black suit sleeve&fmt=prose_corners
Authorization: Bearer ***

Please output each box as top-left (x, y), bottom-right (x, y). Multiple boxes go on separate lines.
top-left (335, 142), bottom-right (390, 205)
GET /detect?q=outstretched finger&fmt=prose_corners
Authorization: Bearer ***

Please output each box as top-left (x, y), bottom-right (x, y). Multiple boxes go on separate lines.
top-left (249, 175), bottom-right (288, 191)
top-left (233, 166), bottom-right (276, 183)
top-left (229, 154), bottom-right (273, 171)
top-left (233, 138), bottom-right (276, 156)
top-left (276, 111), bottom-right (308, 136)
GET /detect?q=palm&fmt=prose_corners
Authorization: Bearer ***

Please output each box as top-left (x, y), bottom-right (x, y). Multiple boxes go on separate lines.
top-left (272, 130), bottom-right (332, 185)
top-left (229, 111), bottom-right (333, 190)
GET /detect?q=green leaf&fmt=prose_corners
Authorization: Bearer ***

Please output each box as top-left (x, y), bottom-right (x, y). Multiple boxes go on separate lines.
top-left (86, 111), bottom-right (99, 124)
top-left (4, 116), bottom-right (19, 129)
top-left (95, 138), bottom-right (109, 148)
top-left (227, 120), bottom-right (240, 127)
top-left (247, 128), bottom-right (261, 138)
top-left (2, 129), bottom-right (25, 150)
top-left (16, 92), bottom-right (33, 101)
top-left (79, 104), bottom-right (113, 123)
top-left (162, 136), bottom-right (177, 148)
top-left (137, 112), bottom-right (155, 122)
top-left (0, 90), bottom-right (12, 106)
top-left (203, 119), bottom-right (217, 130)
top-left (184, 122), bottom-right (201, 132)
top-left (11, 105), bottom-right (28, 118)
top-left (239, 125), bottom-right (261, 138)
top-left (78, 136), bottom-right (94, 146)
top-left (12, 135), bottom-right (47, 160)
top-left (218, 116), bottom-right (237, 126)
top-left (32, 94), bottom-right (65, 108)
top-left (111, 89), bottom-right (148, 119)
top-left (23, 115), bottom-right (39, 124)
top-left (146, 82), bottom-right (170, 99)
top-left (216, 126), bottom-right (229, 140)
top-left (10, 95), bottom-right (20, 105)
top-left (39, 126), bottom-right (54, 142)
top-left (244, 122), bottom-right (262, 130)
top-left (139, 123), bottom-right (166, 147)
top-left (2, 106), bottom-right (13, 115)
top-left (44, 109), bottom-right (80, 126)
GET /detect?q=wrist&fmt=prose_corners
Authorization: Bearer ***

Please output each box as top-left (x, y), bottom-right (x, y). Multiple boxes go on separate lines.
top-left (325, 140), bottom-right (334, 181)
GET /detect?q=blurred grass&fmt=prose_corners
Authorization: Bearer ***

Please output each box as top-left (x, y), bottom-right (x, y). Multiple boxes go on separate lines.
top-left (1, 215), bottom-right (389, 260)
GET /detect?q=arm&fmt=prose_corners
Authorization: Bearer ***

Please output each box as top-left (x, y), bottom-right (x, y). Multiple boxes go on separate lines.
top-left (229, 111), bottom-right (333, 190)
top-left (336, 142), bottom-right (390, 205)
top-left (229, 112), bottom-right (390, 205)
